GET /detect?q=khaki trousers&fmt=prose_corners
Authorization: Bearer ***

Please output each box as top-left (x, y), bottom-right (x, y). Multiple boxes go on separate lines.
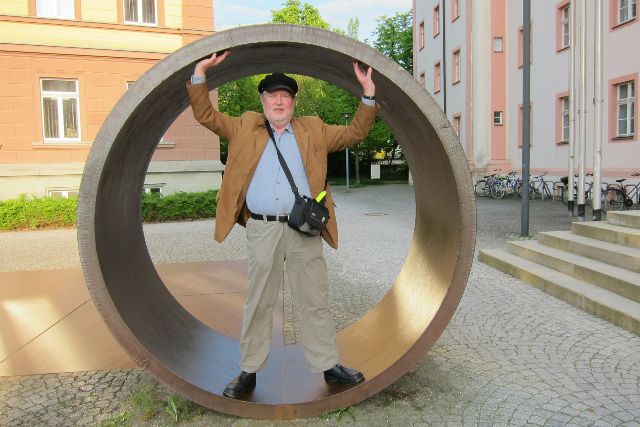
top-left (240, 218), bottom-right (339, 373)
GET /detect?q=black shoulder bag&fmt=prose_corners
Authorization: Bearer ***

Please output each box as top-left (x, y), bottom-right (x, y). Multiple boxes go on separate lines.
top-left (265, 121), bottom-right (330, 236)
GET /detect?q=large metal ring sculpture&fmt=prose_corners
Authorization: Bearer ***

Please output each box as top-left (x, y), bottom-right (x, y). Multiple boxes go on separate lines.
top-left (77, 24), bottom-right (476, 419)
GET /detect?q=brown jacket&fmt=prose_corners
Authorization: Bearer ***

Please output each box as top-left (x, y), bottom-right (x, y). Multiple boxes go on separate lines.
top-left (186, 82), bottom-right (380, 249)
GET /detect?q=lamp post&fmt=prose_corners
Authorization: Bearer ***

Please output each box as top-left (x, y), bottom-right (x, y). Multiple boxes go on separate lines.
top-left (342, 112), bottom-right (350, 192)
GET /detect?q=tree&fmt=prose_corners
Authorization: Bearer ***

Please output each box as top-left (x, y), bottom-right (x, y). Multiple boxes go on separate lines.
top-left (370, 12), bottom-right (413, 73)
top-left (271, 0), bottom-right (330, 29)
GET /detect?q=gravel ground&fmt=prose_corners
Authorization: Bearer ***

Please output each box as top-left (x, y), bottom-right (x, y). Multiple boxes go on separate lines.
top-left (1, 184), bottom-right (639, 426)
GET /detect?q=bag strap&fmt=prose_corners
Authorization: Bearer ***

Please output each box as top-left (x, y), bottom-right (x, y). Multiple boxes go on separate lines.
top-left (265, 119), bottom-right (328, 197)
top-left (265, 120), bottom-right (301, 198)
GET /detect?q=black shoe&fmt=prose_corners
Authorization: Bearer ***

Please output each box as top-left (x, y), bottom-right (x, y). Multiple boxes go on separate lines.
top-left (324, 364), bottom-right (364, 384)
top-left (223, 371), bottom-right (256, 399)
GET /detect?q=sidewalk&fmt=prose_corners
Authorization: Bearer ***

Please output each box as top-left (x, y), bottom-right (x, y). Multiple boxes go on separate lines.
top-left (1, 185), bottom-right (639, 426)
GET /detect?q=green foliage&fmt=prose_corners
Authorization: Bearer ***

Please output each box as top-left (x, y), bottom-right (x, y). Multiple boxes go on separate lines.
top-left (129, 382), bottom-right (161, 420)
top-left (0, 194), bottom-right (77, 231)
top-left (164, 394), bottom-right (192, 423)
top-left (99, 411), bottom-right (130, 427)
top-left (370, 11), bottom-right (414, 73)
top-left (271, 0), bottom-right (330, 29)
top-left (140, 191), bottom-right (216, 223)
top-left (320, 406), bottom-right (356, 421)
top-left (0, 191), bottom-right (217, 231)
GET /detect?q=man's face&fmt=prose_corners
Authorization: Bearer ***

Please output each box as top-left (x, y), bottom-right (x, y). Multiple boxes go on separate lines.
top-left (261, 90), bottom-right (295, 127)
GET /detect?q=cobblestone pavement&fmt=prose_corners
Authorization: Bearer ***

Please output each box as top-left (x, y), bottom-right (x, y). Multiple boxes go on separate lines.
top-left (1, 185), bottom-right (639, 426)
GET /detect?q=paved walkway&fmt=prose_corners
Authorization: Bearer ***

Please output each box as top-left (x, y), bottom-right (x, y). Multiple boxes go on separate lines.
top-left (1, 185), bottom-right (639, 426)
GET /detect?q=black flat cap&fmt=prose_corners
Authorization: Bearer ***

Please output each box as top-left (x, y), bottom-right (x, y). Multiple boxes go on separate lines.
top-left (258, 73), bottom-right (298, 95)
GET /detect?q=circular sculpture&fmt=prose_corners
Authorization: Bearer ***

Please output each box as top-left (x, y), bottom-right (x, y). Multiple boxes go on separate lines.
top-left (77, 24), bottom-right (476, 419)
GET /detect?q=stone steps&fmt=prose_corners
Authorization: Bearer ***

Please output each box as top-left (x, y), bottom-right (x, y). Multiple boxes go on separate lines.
top-left (480, 210), bottom-right (640, 335)
top-left (572, 221), bottom-right (640, 249)
top-left (506, 240), bottom-right (640, 303)
top-left (479, 249), bottom-right (640, 335)
top-left (539, 230), bottom-right (640, 273)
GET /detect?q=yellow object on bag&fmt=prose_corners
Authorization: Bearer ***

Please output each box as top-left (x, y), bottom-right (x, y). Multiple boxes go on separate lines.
top-left (315, 191), bottom-right (326, 202)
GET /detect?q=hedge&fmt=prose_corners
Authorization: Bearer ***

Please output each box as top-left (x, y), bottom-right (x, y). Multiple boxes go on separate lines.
top-left (0, 190), bottom-right (217, 231)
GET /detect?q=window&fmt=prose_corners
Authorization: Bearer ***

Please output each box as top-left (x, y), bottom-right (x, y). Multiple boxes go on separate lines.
top-left (48, 188), bottom-right (79, 198)
top-left (41, 79), bottom-right (80, 142)
top-left (124, 0), bottom-right (157, 25)
top-left (617, 81), bottom-right (635, 137)
top-left (560, 4), bottom-right (570, 49)
top-left (433, 4), bottom-right (440, 37)
top-left (518, 25), bottom-right (533, 68)
top-left (556, 94), bottom-right (570, 144)
top-left (451, 0), bottom-right (460, 21)
top-left (434, 62), bottom-right (441, 93)
top-left (493, 111), bottom-right (503, 126)
top-left (618, 0), bottom-right (637, 24)
top-left (144, 185), bottom-right (164, 195)
top-left (452, 48), bottom-right (461, 84)
top-left (518, 103), bottom-right (533, 147)
top-left (493, 37), bottom-right (503, 53)
top-left (561, 97), bottom-right (570, 142)
top-left (36, 0), bottom-right (74, 19)
top-left (453, 114), bottom-right (461, 137)
top-left (419, 21), bottom-right (425, 50)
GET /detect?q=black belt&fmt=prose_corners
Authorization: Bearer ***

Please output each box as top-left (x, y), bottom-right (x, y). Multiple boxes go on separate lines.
top-left (250, 213), bottom-right (289, 222)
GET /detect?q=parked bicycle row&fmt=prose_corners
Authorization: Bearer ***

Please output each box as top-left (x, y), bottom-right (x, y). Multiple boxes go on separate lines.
top-left (474, 170), bottom-right (640, 212)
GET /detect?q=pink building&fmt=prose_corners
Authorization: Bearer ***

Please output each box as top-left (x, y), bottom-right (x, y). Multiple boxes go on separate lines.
top-left (413, 0), bottom-right (639, 180)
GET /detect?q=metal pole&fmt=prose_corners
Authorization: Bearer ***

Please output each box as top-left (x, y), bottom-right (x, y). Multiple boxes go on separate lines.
top-left (568, 0), bottom-right (576, 216)
top-left (593, 0), bottom-right (603, 220)
top-left (521, 0), bottom-right (531, 237)
top-left (343, 112), bottom-right (350, 192)
top-left (442, 0), bottom-right (447, 115)
top-left (577, 0), bottom-right (587, 221)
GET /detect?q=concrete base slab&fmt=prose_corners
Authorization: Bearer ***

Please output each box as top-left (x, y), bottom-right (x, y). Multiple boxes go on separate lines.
top-left (0, 260), bottom-right (253, 376)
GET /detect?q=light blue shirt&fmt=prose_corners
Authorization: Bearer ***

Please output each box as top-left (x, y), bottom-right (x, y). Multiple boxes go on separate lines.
top-left (246, 123), bottom-right (311, 215)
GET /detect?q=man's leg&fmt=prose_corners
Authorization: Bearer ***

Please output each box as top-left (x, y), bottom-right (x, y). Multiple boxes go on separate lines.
top-left (284, 227), bottom-right (339, 372)
top-left (239, 219), bottom-right (285, 372)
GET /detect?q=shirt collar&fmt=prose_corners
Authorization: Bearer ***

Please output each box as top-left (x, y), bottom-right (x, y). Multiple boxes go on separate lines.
top-left (268, 122), bottom-right (293, 134)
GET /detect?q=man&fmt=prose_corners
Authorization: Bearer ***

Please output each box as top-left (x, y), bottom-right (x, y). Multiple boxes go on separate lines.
top-left (186, 50), bottom-right (378, 399)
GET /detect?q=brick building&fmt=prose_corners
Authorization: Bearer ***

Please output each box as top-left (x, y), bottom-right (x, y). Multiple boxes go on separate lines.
top-left (0, 0), bottom-right (222, 200)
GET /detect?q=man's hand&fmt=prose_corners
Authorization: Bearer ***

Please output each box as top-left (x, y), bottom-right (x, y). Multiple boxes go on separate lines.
top-left (353, 61), bottom-right (375, 98)
top-left (194, 50), bottom-right (230, 78)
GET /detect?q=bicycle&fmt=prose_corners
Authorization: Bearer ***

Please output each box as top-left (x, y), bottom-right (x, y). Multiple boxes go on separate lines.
top-left (474, 169), bottom-right (501, 198)
top-left (489, 171), bottom-right (521, 199)
top-left (559, 173), bottom-right (595, 206)
top-left (528, 172), bottom-right (555, 200)
top-left (602, 172), bottom-right (640, 211)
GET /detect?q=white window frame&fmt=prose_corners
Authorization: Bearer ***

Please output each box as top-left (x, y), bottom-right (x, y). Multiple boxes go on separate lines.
top-left (143, 185), bottom-right (164, 195)
top-left (493, 37), bottom-right (503, 53)
top-left (47, 188), bottom-right (79, 198)
top-left (123, 0), bottom-right (158, 26)
top-left (617, 81), bottom-right (635, 137)
top-left (561, 97), bottom-right (570, 142)
top-left (453, 49), bottom-right (461, 83)
top-left (41, 78), bottom-right (80, 143)
top-left (453, 115), bottom-right (461, 137)
top-left (36, 0), bottom-right (75, 19)
top-left (493, 111), bottom-right (503, 126)
top-left (618, 0), bottom-right (637, 25)
top-left (561, 5), bottom-right (570, 48)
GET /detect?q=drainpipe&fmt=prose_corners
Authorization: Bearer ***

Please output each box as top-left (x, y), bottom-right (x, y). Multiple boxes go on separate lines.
top-left (568, 0), bottom-right (576, 216)
top-left (592, 0), bottom-right (603, 221)
top-left (521, 0), bottom-right (531, 237)
top-left (577, 0), bottom-right (587, 222)
top-left (442, 0), bottom-right (447, 115)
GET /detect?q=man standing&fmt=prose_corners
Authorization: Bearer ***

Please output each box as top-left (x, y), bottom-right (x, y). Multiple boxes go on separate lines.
top-left (186, 50), bottom-right (378, 399)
